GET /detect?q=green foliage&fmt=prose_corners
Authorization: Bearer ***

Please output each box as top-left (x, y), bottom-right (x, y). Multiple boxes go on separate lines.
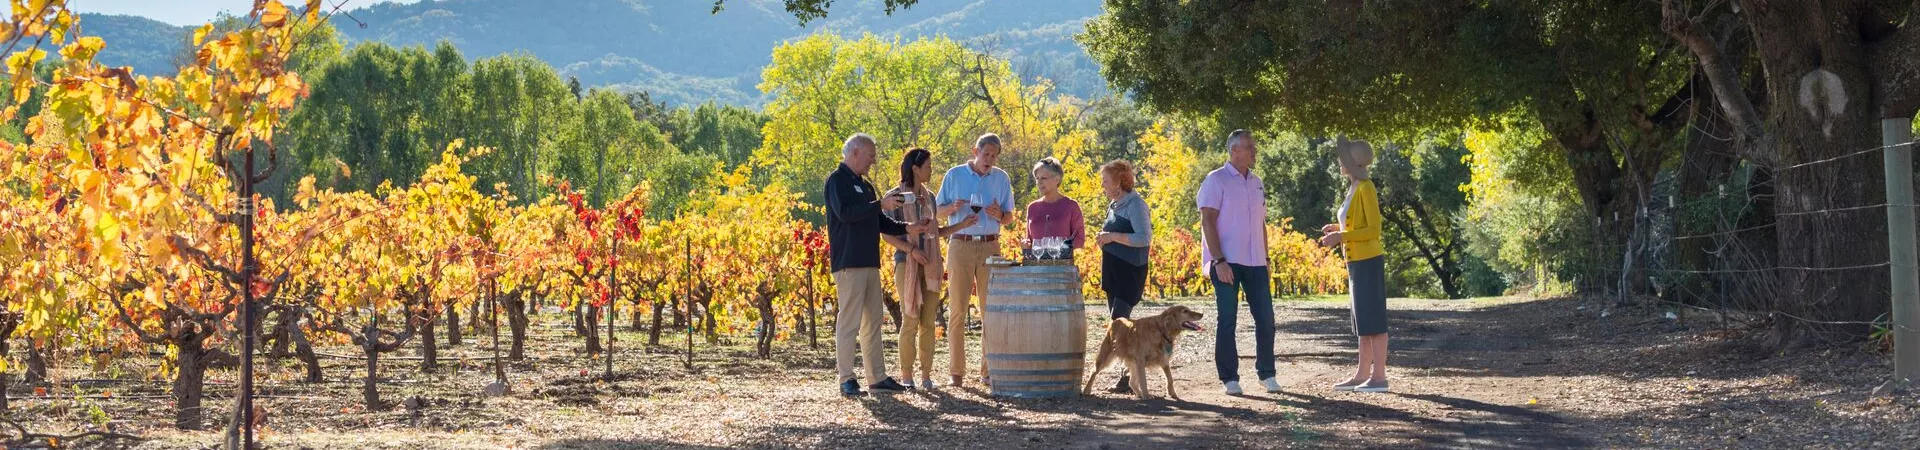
top-left (285, 42), bottom-right (464, 195)
top-left (1081, 0), bottom-right (1671, 139)
top-left (281, 42), bottom-right (701, 211)
top-left (1076, 95), bottom-right (1155, 165)
top-left (754, 32), bottom-right (1024, 209)
top-left (1372, 139), bottom-right (1474, 299)
top-left (662, 102), bottom-right (766, 168)
top-left (465, 52), bottom-right (573, 202)
top-left (1253, 133), bottom-right (1339, 235)
top-left (1461, 124), bottom-right (1596, 293)
top-left (557, 88), bottom-right (670, 207)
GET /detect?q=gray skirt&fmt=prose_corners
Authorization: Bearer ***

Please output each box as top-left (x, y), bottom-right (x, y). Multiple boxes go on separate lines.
top-left (1348, 256), bottom-right (1388, 336)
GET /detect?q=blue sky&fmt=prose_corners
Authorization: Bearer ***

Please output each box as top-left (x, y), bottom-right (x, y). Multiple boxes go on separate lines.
top-left (70, 0), bottom-right (415, 26)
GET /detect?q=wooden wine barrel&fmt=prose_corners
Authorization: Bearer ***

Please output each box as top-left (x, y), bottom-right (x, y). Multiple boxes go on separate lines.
top-left (982, 262), bottom-right (1087, 398)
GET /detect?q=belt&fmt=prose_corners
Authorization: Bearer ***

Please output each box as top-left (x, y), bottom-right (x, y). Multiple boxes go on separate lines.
top-left (952, 234), bottom-right (999, 242)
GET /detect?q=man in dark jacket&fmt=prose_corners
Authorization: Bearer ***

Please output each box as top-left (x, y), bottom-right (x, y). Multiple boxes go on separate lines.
top-left (826, 132), bottom-right (931, 396)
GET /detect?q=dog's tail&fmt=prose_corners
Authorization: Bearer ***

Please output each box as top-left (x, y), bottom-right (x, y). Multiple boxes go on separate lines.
top-left (1094, 321), bottom-right (1120, 366)
top-left (1084, 319), bottom-right (1125, 394)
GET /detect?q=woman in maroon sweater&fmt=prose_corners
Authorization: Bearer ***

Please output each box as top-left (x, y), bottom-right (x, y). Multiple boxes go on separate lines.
top-left (1024, 157), bottom-right (1086, 252)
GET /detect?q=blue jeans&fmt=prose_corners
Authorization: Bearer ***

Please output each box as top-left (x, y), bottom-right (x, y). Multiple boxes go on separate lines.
top-left (1211, 263), bottom-right (1275, 382)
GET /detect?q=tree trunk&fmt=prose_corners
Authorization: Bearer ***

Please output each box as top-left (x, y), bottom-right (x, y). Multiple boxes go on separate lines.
top-left (505, 295), bottom-right (530, 361)
top-left (0, 330), bottom-right (10, 413)
top-left (584, 305), bottom-right (602, 354)
top-left (700, 296), bottom-right (718, 344)
top-left (447, 305), bottom-right (462, 347)
top-left (757, 291), bottom-right (776, 358)
top-left (573, 302), bottom-right (586, 337)
top-left (469, 299), bottom-right (484, 336)
top-left (672, 296), bottom-right (687, 328)
top-left (883, 291), bottom-right (902, 333)
top-left (1538, 103), bottom-right (1634, 294)
top-left (362, 324), bottom-right (382, 410)
top-left (419, 310), bottom-right (439, 372)
top-left (1743, 0), bottom-right (1890, 342)
top-left (173, 333), bottom-right (210, 430)
top-left (631, 301), bottom-right (646, 331)
top-left (24, 340), bottom-right (47, 385)
top-left (268, 306), bottom-right (295, 359)
top-left (293, 316), bottom-right (323, 383)
top-left (605, 303), bottom-right (616, 377)
top-left (0, 312), bottom-right (19, 413)
top-left (807, 273), bottom-right (819, 349)
top-left (649, 299), bottom-right (666, 346)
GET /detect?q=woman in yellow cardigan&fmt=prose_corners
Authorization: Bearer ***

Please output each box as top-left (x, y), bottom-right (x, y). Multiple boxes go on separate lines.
top-left (1318, 137), bottom-right (1389, 393)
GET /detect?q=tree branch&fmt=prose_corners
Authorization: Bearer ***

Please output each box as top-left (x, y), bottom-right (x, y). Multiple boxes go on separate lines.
top-left (1661, 0), bottom-right (1770, 160)
top-left (103, 278), bottom-right (166, 345)
top-left (3, 417), bottom-right (142, 448)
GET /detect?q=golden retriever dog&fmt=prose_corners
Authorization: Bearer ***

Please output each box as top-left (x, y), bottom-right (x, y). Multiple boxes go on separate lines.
top-left (1082, 305), bottom-right (1205, 400)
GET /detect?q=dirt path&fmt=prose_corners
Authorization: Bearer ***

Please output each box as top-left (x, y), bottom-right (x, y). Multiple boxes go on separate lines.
top-left (14, 297), bottom-right (1918, 449)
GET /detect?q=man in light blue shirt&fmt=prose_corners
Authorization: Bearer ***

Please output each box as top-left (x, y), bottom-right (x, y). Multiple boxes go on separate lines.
top-left (935, 133), bottom-right (1014, 387)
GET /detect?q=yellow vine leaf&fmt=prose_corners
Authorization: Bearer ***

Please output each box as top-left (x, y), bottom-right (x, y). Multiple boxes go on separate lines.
top-left (192, 23), bottom-right (213, 47)
top-left (258, 1), bottom-right (290, 28)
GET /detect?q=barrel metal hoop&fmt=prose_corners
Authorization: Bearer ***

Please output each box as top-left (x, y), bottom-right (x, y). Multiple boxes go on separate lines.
top-left (984, 303), bottom-right (1086, 313)
top-left (989, 388), bottom-right (1079, 398)
top-left (988, 277), bottom-right (1076, 284)
top-left (989, 368), bottom-right (1080, 377)
top-left (985, 352), bottom-right (1083, 361)
top-left (986, 289), bottom-right (1081, 297)
top-left (990, 380), bottom-right (1077, 388)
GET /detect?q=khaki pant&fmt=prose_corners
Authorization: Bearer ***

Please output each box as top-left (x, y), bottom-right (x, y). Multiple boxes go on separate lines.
top-left (946, 240), bottom-right (995, 378)
top-left (896, 283), bottom-right (941, 380)
top-left (833, 268), bottom-right (886, 383)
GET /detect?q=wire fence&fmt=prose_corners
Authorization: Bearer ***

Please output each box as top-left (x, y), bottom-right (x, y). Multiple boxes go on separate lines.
top-left (1576, 138), bottom-right (1920, 335)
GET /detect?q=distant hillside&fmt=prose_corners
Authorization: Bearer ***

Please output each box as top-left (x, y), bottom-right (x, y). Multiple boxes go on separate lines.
top-left (78, 13), bottom-right (190, 77)
top-left (79, 0), bottom-right (1110, 105)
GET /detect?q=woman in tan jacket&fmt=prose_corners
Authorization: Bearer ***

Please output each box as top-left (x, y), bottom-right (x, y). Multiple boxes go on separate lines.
top-left (883, 148), bottom-right (977, 390)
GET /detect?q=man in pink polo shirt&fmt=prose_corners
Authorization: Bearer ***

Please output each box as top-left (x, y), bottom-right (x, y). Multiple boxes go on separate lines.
top-left (1198, 129), bottom-right (1277, 395)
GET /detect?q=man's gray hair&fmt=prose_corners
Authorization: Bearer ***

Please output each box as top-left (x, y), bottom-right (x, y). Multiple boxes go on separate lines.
top-left (843, 133), bottom-right (876, 158)
top-left (975, 133), bottom-right (1002, 149)
top-left (1227, 129), bottom-right (1253, 148)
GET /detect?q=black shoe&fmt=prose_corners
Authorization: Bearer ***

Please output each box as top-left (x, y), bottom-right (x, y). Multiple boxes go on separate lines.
top-left (1107, 375), bottom-right (1133, 394)
top-left (870, 377), bottom-right (910, 392)
top-left (841, 379), bottom-right (867, 396)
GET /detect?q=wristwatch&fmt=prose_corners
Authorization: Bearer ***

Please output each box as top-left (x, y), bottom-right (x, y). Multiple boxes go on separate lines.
top-left (1213, 257), bottom-right (1228, 267)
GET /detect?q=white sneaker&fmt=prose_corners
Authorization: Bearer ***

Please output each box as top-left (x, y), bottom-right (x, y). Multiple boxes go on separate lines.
top-left (920, 377), bottom-right (937, 390)
top-left (1355, 379), bottom-right (1390, 393)
top-left (1260, 377), bottom-right (1281, 393)
top-left (1222, 381), bottom-right (1243, 395)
